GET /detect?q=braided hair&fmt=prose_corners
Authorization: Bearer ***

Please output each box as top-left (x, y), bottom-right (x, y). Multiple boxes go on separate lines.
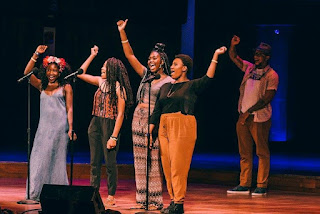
top-left (102, 57), bottom-right (134, 117)
top-left (149, 43), bottom-right (171, 75)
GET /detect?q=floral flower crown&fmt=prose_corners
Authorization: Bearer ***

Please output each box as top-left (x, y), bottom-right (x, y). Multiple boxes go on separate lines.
top-left (43, 56), bottom-right (67, 72)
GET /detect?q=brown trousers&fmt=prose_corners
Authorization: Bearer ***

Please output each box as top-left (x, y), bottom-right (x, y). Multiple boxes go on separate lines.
top-left (236, 115), bottom-right (271, 188)
top-left (158, 112), bottom-right (197, 204)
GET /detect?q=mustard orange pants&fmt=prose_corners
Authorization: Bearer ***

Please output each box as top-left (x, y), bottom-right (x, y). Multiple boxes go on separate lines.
top-left (236, 115), bottom-right (271, 188)
top-left (158, 112), bottom-right (197, 204)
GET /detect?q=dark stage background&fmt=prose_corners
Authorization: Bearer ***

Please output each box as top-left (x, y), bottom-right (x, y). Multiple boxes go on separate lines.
top-left (1, 0), bottom-right (320, 169)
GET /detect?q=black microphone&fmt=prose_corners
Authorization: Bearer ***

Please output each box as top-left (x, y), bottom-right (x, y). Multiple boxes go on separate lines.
top-left (142, 73), bottom-right (161, 83)
top-left (17, 67), bottom-right (39, 83)
top-left (64, 68), bottom-right (84, 79)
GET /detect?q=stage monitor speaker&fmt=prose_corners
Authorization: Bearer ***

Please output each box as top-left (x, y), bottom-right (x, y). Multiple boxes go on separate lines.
top-left (40, 184), bottom-right (105, 214)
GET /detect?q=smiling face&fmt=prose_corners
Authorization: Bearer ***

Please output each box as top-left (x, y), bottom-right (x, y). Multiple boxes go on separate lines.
top-left (254, 50), bottom-right (270, 68)
top-left (46, 63), bottom-right (60, 83)
top-left (170, 58), bottom-right (187, 80)
top-left (148, 51), bottom-right (162, 73)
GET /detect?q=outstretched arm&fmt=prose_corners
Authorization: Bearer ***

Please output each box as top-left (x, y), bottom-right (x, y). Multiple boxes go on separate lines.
top-left (117, 19), bottom-right (145, 77)
top-left (77, 45), bottom-right (101, 86)
top-left (229, 35), bottom-right (244, 70)
top-left (24, 45), bottom-right (47, 90)
top-left (206, 46), bottom-right (227, 78)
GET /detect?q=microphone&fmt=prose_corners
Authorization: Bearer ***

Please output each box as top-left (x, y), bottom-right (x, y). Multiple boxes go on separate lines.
top-left (17, 67), bottom-right (39, 83)
top-left (142, 73), bottom-right (161, 83)
top-left (64, 68), bottom-right (84, 79)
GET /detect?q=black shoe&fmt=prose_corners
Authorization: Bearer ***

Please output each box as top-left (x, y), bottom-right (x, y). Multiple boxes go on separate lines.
top-left (169, 203), bottom-right (184, 214)
top-left (227, 185), bottom-right (250, 195)
top-left (251, 187), bottom-right (267, 196)
top-left (161, 201), bottom-right (174, 214)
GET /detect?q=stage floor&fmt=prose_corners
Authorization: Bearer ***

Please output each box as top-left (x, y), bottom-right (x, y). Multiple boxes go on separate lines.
top-left (1, 150), bottom-right (320, 213)
top-left (2, 151), bottom-right (320, 176)
top-left (1, 177), bottom-right (320, 214)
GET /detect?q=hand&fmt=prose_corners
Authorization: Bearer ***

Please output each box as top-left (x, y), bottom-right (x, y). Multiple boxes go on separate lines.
top-left (145, 133), bottom-right (153, 149)
top-left (91, 45), bottom-right (99, 56)
top-left (35, 45), bottom-right (48, 54)
top-left (215, 46), bottom-right (227, 55)
top-left (117, 19), bottom-right (128, 31)
top-left (231, 35), bottom-right (240, 46)
top-left (68, 130), bottom-right (77, 141)
top-left (239, 112), bottom-right (250, 125)
top-left (107, 138), bottom-right (117, 149)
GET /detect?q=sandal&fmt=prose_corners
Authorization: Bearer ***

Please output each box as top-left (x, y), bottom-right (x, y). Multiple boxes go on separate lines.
top-left (147, 204), bottom-right (163, 211)
top-left (130, 204), bottom-right (146, 209)
top-left (105, 197), bottom-right (116, 207)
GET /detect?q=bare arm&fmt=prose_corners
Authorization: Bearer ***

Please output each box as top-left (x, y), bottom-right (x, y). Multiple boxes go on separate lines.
top-left (146, 124), bottom-right (156, 149)
top-left (117, 19), bottom-right (145, 77)
top-left (106, 84), bottom-right (126, 149)
top-left (247, 90), bottom-right (277, 113)
top-left (77, 45), bottom-right (101, 86)
top-left (206, 46), bottom-right (227, 78)
top-left (229, 35), bottom-right (244, 70)
top-left (24, 45), bottom-right (48, 90)
top-left (79, 45), bottom-right (99, 74)
top-left (64, 84), bottom-right (77, 140)
top-left (78, 74), bottom-right (101, 86)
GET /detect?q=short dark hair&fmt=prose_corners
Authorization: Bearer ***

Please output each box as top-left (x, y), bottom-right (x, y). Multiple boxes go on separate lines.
top-left (174, 54), bottom-right (193, 73)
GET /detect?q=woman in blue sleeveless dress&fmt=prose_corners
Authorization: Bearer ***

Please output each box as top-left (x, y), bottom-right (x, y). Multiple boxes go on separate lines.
top-left (22, 45), bottom-right (76, 201)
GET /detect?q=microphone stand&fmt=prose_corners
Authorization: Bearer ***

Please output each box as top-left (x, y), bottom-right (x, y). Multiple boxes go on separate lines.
top-left (136, 80), bottom-right (157, 214)
top-left (17, 77), bottom-right (39, 205)
top-left (68, 75), bottom-right (77, 186)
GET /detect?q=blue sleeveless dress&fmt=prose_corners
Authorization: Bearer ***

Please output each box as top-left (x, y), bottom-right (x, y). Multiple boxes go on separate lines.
top-left (27, 87), bottom-right (69, 201)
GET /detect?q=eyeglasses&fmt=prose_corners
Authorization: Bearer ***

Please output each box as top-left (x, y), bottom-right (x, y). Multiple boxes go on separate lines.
top-left (254, 52), bottom-right (266, 57)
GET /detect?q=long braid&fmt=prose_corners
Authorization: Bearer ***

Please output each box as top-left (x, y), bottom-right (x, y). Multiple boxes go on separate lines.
top-left (152, 43), bottom-right (171, 75)
top-left (159, 52), bottom-right (171, 75)
top-left (105, 57), bottom-right (134, 117)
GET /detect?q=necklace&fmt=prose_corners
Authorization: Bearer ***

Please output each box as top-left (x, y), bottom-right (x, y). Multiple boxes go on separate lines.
top-left (167, 83), bottom-right (181, 97)
top-left (166, 78), bottom-right (189, 97)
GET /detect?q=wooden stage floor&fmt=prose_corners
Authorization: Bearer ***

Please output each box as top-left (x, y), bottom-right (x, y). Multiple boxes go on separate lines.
top-left (1, 177), bottom-right (320, 214)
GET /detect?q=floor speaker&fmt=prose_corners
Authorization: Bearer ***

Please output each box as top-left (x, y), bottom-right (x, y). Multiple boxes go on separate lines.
top-left (40, 184), bottom-right (105, 214)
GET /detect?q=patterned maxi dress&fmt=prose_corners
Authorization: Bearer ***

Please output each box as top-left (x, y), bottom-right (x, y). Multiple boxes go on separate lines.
top-left (132, 71), bottom-right (173, 208)
top-left (27, 87), bottom-right (69, 201)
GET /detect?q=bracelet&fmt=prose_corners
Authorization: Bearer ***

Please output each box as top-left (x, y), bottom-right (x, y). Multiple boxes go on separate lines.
top-left (121, 40), bottom-right (129, 44)
top-left (110, 136), bottom-right (118, 141)
top-left (145, 133), bottom-right (151, 137)
top-left (34, 51), bottom-right (40, 56)
top-left (31, 57), bottom-right (37, 62)
top-left (211, 59), bottom-right (218, 63)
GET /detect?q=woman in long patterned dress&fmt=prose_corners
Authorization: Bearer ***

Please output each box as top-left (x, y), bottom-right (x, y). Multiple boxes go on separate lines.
top-left (117, 19), bottom-right (173, 211)
top-left (22, 45), bottom-right (76, 201)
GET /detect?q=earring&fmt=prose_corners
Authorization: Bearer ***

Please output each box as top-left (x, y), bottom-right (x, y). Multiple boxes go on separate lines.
top-left (159, 62), bottom-right (163, 69)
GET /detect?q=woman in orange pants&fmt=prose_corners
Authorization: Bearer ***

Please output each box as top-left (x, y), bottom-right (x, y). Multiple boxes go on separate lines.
top-left (149, 46), bottom-right (227, 214)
